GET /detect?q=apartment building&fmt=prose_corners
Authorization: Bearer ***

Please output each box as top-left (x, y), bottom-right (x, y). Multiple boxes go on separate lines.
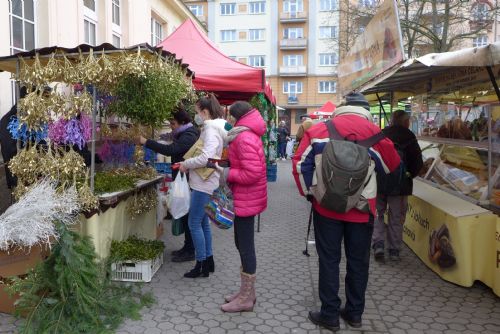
top-left (0, 0), bottom-right (205, 117)
top-left (184, 0), bottom-right (339, 135)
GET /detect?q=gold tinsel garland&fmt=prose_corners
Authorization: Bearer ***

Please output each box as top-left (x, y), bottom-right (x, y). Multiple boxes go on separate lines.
top-left (126, 188), bottom-right (157, 220)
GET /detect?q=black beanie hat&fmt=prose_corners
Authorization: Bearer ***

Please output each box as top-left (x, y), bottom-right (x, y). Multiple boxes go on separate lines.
top-left (345, 92), bottom-right (370, 111)
top-left (230, 101), bottom-right (253, 120)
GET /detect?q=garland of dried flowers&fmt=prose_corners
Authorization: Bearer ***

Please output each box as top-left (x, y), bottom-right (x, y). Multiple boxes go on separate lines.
top-left (126, 188), bottom-right (157, 220)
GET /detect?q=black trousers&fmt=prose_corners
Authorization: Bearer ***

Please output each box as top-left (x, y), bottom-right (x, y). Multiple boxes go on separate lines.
top-left (234, 215), bottom-right (256, 274)
top-left (181, 213), bottom-right (194, 253)
top-left (313, 210), bottom-right (373, 321)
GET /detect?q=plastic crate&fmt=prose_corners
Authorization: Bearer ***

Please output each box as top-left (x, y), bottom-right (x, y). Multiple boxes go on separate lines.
top-left (111, 253), bottom-right (163, 283)
top-left (267, 164), bottom-right (277, 182)
top-left (155, 162), bottom-right (172, 175)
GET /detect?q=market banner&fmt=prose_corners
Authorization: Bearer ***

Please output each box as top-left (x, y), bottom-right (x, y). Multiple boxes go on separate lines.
top-left (403, 181), bottom-right (499, 297)
top-left (338, 0), bottom-right (404, 97)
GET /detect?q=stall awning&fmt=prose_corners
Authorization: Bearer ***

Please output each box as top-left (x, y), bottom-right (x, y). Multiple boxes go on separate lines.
top-left (158, 19), bottom-right (270, 104)
top-left (360, 42), bottom-right (500, 96)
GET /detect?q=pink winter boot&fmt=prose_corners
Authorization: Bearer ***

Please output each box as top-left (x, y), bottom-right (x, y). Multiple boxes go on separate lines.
top-left (224, 267), bottom-right (243, 303)
top-left (221, 272), bottom-right (256, 313)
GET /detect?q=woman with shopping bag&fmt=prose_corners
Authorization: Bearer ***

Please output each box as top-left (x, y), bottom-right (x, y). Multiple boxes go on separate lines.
top-left (217, 101), bottom-right (267, 312)
top-left (137, 109), bottom-right (199, 262)
top-left (178, 94), bottom-right (227, 278)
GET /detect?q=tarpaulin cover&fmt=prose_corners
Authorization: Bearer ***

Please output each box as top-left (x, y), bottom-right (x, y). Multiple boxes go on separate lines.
top-left (158, 19), bottom-right (269, 103)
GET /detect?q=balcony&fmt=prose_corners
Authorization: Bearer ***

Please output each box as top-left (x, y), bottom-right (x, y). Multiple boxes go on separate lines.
top-left (279, 66), bottom-right (307, 76)
top-left (280, 11), bottom-right (308, 23)
top-left (287, 95), bottom-right (299, 104)
top-left (280, 38), bottom-right (308, 50)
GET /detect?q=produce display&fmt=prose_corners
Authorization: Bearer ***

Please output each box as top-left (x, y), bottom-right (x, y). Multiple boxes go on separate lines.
top-left (110, 236), bottom-right (165, 262)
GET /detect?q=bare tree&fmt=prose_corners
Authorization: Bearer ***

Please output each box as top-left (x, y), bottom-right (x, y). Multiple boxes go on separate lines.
top-left (333, 0), bottom-right (498, 58)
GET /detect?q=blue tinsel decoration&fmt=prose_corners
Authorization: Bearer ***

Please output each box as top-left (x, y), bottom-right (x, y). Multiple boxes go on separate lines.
top-left (7, 116), bottom-right (48, 144)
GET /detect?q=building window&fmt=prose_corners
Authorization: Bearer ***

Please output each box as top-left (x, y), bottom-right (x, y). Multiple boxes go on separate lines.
top-left (9, 0), bottom-right (35, 54)
top-left (249, 55), bottom-right (265, 67)
top-left (112, 0), bottom-right (120, 25)
top-left (249, 29), bottom-right (265, 41)
top-left (359, 0), bottom-right (375, 7)
top-left (319, 53), bottom-right (337, 66)
top-left (319, 26), bottom-right (337, 39)
top-left (188, 5), bottom-right (203, 16)
top-left (283, 55), bottom-right (303, 66)
top-left (473, 3), bottom-right (490, 21)
top-left (84, 19), bottom-right (96, 45)
top-left (283, 81), bottom-right (303, 94)
top-left (319, 81), bottom-right (337, 93)
top-left (283, 27), bottom-right (304, 39)
top-left (112, 34), bottom-right (121, 47)
top-left (221, 29), bottom-right (237, 42)
top-left (228, 56), bottom-right (237, 60)
top-left (284, 0), bottom-right (304, 13)
top-left (249, 1), bottom-right (266, 14)
top-left (320, 0), bottom-right (337, 11)
top-left (84, 0), bottom-right (96, 11)
top-left (473, 35), bottom-right (488, 47)
top-left (151, 17), bottom-right (163, 46)
top-left (220, 3), bottom-right (236, 15)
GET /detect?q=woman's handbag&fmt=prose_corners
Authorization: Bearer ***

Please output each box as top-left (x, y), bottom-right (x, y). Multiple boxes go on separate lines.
top-left (205, 183), bottom-right (235, 229)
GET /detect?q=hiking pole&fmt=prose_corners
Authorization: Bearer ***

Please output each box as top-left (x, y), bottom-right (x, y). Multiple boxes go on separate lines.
top-left (302, 204), bottom-right (314, 257)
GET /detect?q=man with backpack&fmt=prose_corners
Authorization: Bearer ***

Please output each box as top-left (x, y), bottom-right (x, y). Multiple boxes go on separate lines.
top-left (373, 110), bottom-right (423, 261)
top-left (292, 92), bottom-right (400, 331)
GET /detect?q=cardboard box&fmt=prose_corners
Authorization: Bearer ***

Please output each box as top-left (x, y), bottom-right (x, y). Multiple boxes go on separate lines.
top-left (0, 244), bottom-right (50, 277)
top-left (0, 282), bottom-right (18, 315)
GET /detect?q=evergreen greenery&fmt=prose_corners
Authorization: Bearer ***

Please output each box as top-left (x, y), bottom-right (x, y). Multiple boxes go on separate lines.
top-left (10, 224), bottom-right (154, 334)
top-left (110, 236), bottom-right (165, 262)
top-left (93, 172), bottom-right (136, 194)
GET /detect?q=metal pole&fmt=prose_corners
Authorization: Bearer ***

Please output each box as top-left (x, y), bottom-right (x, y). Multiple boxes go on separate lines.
top-left (257, 214), bottom-right (261, 233)
top-left (376, 93), bottom-right (389, 127)
top-left (90, 86), bottom-right (97, 192)
top-left (485, 66), bottom-right (500, 204)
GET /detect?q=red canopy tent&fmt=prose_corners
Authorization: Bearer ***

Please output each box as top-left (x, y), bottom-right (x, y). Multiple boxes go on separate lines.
top-left (307, 101), bottom-right (336, 119)
top-left (158, 19), bottom-right (272, 104)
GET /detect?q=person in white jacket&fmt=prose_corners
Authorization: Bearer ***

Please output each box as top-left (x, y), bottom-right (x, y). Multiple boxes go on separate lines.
top-left (179, 94), bottom-right (227, 278)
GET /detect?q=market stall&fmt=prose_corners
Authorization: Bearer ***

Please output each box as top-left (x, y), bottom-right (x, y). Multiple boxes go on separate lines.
top-left (359, 43), bottom-right (500, 296)
top-left (0, 42), bottom-right (194, 259)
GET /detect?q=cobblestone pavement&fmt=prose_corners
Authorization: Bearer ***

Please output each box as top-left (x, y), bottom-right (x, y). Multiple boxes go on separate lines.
top-left (1, 161), bottom-right (500, 333)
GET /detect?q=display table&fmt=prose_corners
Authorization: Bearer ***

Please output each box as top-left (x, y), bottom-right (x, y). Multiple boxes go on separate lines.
top-left (404, 179), bottom-right (500, 296)
top-left (78, 177), bottom-right (162, 259)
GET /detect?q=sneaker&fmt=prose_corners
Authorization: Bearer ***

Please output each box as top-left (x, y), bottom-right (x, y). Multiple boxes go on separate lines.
top-left (373, 244), bottom-right (384, 262)
top-left (340, 308), bottom-right (362, 328)
top-left (308, 311), bottom-right (340, 331)
top-left (388, 249), bottom-right (400, 261)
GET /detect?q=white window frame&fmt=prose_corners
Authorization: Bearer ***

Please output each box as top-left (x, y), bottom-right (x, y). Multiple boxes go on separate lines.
top-left (320, 0), bottom-right (337, 11)
top-left (249, 29), bottom-right (265, 41)
top-left (472, 35), bottom-right (488, 47)
top-left (249, 1), bottom-right (266, 14)
top-left (359, 0), bottom-right (375, 8)
top-left (283, 55), bottom-right (303, 67)
top-left (319, 26), bottom-right (337, 39)
top-left (9, 0), bottom-right (36, 54)
top-left (319, 53), bottom-right (337, 66)
top-left (112, 34), bottom-right (121, 47)
top-left (220, 29), bottom-right (237, 42)
top-left (84, 19), bottom-right (97, 45)
top-left (83, 0), bottom-right (98, 46)
top-left (188, 4), bottom-right (204, 17)
top-left (283, 81), bottom-right (303, 94)
top-left (284, 0), bottom-right (304, 13)
top-left (249, 55), bottom-right (266, 67)
top-left (318, 81), bottom-right (337, 93)
top-left (473, 3), bottom-right (490, 21)
top-left (283, 27), bottom-right (304, 39)
top-left (84, 0), bottom-right (98, 22)
top-left (151, 17), bottom-right (163, 46)
top-left (220, 3), bottom-right (236, 15)
top-left (112, 0), bottom-right (120, 26)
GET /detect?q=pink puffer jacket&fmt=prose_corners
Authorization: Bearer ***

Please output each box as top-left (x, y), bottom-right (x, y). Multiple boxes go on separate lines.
top-left (227, 109), bottom-right (268, 217)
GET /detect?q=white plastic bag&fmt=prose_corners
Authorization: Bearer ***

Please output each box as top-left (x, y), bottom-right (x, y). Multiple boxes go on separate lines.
top-left (167, 173), bottom-right (191, 219)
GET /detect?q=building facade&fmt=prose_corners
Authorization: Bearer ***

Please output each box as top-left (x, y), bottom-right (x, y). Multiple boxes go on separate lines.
top-left (184, 0), bottom-right (339, 135)
top-left (0, 0), bottom-right (205, 117)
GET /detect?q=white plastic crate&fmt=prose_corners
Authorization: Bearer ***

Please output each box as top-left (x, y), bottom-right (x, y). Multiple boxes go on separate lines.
top-left (111, 252), bottom-right (163, 283)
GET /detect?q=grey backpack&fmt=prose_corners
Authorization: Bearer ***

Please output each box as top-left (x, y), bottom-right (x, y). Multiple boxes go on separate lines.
top-left (312, 121), bottom-right (385, 213)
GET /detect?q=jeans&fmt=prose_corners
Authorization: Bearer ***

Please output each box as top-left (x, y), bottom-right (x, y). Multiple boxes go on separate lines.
top-left (188, 190), bottom-right (213, 261)
top-left (372, 195), bottom-right (408, 252)
top-left (313, 210), bottom-right (374, 321)
top-left (234, 215), bottom-right (256, 274)
top-left (278, 142), bottom-right (287, 159)
top-left (180, 213), bottom-right (194, 253)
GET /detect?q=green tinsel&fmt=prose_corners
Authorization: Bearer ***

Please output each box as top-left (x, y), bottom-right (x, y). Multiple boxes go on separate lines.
top-left (9, 223), bottom-right (154, 334)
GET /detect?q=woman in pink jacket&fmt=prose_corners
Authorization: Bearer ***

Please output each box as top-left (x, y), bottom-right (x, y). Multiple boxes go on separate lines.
top-left (219, 101), bottom-right (267, 313)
